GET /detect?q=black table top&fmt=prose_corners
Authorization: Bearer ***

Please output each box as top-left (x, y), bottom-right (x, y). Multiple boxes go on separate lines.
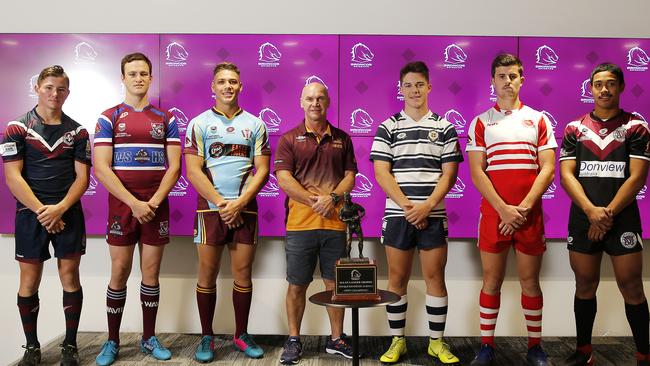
top-left (309, 289), bottom-right (400, 309)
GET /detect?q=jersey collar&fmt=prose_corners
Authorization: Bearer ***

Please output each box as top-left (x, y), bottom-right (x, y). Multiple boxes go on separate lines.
top-left (211, 107), bottom-right (243, 120)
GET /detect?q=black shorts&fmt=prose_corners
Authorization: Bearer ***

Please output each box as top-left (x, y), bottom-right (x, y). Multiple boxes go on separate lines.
top-left (381, 216), bottom-right (448, 250)
top-left (15, 203), bottom-right (87, 262)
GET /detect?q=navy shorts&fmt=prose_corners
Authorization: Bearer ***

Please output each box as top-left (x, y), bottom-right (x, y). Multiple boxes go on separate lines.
top-left (285, 230), bottom-right (346, 285)
top-left (381, 216), bottom-right (448, 250)
top-left (568, 224), bottom-right (643, 256)
top-left (15, 203), bottom-right (86, 263)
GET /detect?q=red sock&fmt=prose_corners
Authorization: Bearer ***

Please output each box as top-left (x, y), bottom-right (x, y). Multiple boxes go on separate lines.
top-left (18, 293), bottom-right (40, 347)
top-left (233, 282), bottom-right (252, 338)
top-left (106, 287), bottom-right (126, 344)
top-left (196, 284), bottom-right (216, 336)
top-left (522, 293), bottom-right (543, 348)
top-left (479, 290), bottom-right (500, 347)
top-left (140, 283), bottom-right (160, 340)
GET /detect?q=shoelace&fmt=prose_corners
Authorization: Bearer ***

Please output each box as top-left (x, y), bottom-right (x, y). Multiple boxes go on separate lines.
top-left (239, 333), bottom-right (255, 346)
top-left (148, 337), bottom-right (164, 349)
top-left (285, 340), bottom-right (301, 353)
top-left (100, 342), bottom-right (116, 356)
top-left (387, 339), bottom-right (402, 354)
top-left (438, 342), bottom-right (453, 357)
top-left (200, 337), bottom-right (212, 350)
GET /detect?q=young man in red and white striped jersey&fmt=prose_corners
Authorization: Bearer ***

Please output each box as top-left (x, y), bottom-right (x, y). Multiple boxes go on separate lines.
top-left (466, 54), bottom-right (556, 366)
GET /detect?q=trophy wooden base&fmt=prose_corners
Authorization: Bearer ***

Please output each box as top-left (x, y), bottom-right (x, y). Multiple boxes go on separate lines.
top-left (332, 258), bottom-right (380, 302)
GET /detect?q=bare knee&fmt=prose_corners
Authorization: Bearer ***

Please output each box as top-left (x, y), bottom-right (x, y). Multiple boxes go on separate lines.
top-left (482, 272), bottom-right (505, 295)
top-left (519, 276), bottom-right (541, 297)
top-left (110, 260), bottom-right (133, 288)
top-left (575, 275), bottom-right (599, 299)
top-left (231, 263), bottom-right (252, 287)
top-left (618, 278), bottom-right (645, 304)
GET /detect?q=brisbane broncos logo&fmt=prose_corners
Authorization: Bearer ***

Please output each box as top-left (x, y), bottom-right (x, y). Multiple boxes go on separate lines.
top-left (448, 177), bottom-right (466, 196)
top-left (259, 108), bottom-right (282, 128)
top-left (168, 107), bottom-right (189, 131)
top-left (580, 79), bottom-right (594, 101)
top-left (541, 110), bottom-right (559, 128)
top-left (351, 173), bottom-right (373, 198)
top-left (351, 43), bottom-right (374, 64)
top-left (444, 44), bottom-right (467, 67)
top-left (172, 175), bottom-right (189, 193)
top-left (350, 109), bottom-right (374, 129)
top-left (260, 174), bottom-right (280, 197)
top-left (546, 182), bottom-right (557, 194)
top-left (28, 74), bottom-right (39, 97)
top-left (536, 45), bottom-right (559, 66)
top-left (84, 174), bottom-right (99, 196)
top-left (74, 42), bottom-right (97, 62)
top-left (444, 109), bottom-right (467, 130)
top-left (627, 47), bottom-right (650, 67)
top-left (305, 75), bottom-right (328, 89)
top-left (258, 42), bottom-right (282, 63)
top-left (166, 42), bottom-right (189, 63)
top-left (632, 111), bottom-right (647, 122)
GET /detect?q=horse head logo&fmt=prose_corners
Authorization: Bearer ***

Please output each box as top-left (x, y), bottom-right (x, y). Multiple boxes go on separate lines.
top-left (351, 43), bottom-right (374, 64)
top-left (305, 75), bottom-right (328, 89)
top-left (445, 109), bottom-right (467, 129)
top-left (352, 173), bottom-right (373, 194)
top-left (262, 174), bottom-right (280, 193)
top-left (444, 44), bottom-right (467, 64)
top-left (350, 109), bottom-right (374, 129)
top-left (449, 177), bottom-right (466, 195)
top-left (628, 47), bottom-right (650, 67)
top-left (536, 45), bottom-right (559, 65)
top-left (258, 42), bottom-right (282, 62)
top-left (168, 107), bottom-right (189, 129)
top-left (166, 42), bottom-right (189, 62)
top-left (75, 42), bottom-right (97, 61)
top-left (173, 175), bottom-right (189, 192)
top-left (581, 79), bottom-right (593, 99)
top-left (541, 110), bottom-right (559, 128)
top-left (259, 108), bottom-right (282, 128)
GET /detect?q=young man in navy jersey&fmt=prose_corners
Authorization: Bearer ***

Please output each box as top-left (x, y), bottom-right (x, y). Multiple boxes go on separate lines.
top-left (93, 53), bottom-right (181, 365)
top-left (2, 65), bottom-right (91, 366)
top-left (560, 63), bottom-right (650, 366)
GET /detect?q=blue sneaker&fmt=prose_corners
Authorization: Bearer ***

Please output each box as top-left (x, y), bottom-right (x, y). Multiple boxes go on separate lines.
top-left (194, 335), bottom-right (215, 363)
top-left (526, 344), bottom-right (548, 366)
top-left (140, 336), bottom-right (172, 360)
top-left (326, 334), bottom-right (353, 359)
top-left (470, 344), bottom-right (495, 366)
top-left (233, 332), bottom-right (264, 358)
top-left (280, 336), bottom-right (302, 365)
top-left (95, 340), bottom-right (119, 366)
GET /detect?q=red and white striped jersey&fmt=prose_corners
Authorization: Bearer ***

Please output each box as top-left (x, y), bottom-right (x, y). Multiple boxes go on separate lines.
top-left (466, 102), bottom-right (557, 215)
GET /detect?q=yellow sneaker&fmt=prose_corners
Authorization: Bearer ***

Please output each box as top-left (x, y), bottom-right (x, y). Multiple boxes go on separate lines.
top-left (428, 338), bottom-right (460, 364)
top-left (380, 336), bottom-right (407, 363)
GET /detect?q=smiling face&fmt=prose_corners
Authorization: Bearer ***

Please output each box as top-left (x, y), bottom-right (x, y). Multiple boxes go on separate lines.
top-left (121, 60), bottom-right (152, 98)
top-left (35, 76), bottom-right (69, 112)
top-left (591, 71), bottom-right (624, 111)
top-left (300, 83), bottom-right (329, 122)
top-left (211, 69), bottom-right (242, 108)
top-left (400, 72), bottom-right (431, 110)
top-left (492, 65), bottom-right (524, 101)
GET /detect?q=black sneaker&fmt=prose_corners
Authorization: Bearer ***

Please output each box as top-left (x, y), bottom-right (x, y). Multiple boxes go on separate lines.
top-left (280, 336), bottom-right (302, 365)
top-left (18, 344), bottom-right (41, 366)
top-left (526, 344), bottom-right (548, 366)
top-left (325, 334), bottom-right (353, 359)
top-left (60, 344), bottom-right (79, 366)
top-left (561, 350), bottom-right (593, 366)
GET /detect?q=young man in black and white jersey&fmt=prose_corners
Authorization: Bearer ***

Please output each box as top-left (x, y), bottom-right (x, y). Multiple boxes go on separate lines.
top-left (370, 61), bottom-right (463, 365)
top-left (559, 63), bottom-right (650, 366)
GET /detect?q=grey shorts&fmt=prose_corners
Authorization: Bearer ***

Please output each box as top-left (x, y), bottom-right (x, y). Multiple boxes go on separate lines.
top-left (285, 230), bottom-right (346, 285)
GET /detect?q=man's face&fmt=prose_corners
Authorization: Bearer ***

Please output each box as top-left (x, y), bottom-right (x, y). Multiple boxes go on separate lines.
top-left (400, 72), bottom-right (431, 110)
top-left (300, 83), bottom-right (329, 121)
top-left (591, 71), bottom-right (624, 110)
top-left (211, 70), bottom-right (242, 107)
top-left (35, 76), bottom-right (69, 111)
top-left (492, 65), bottom-right (524, 101)
top-left (122, 60), bottom-right (152, 98)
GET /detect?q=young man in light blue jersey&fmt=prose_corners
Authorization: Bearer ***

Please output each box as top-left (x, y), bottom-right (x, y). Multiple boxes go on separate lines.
top-left (184, 62), bottom-right (271, 362)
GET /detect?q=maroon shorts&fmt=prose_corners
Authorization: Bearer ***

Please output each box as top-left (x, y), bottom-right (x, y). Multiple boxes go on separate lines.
top-left (193, 210), bottom-right (258, 246)
top-left (477, 209), bottom-right (546, 256)
top-left (106, 189), bottom-right (170, 246)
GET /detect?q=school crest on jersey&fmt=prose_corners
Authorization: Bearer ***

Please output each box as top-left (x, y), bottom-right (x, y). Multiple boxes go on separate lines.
top-left (150, 122), bottom-right (164, 139)
top-left (135, 149), bottom-right (150, 163)
top-left (159, 221), bottom-right (169, 237)
top-left (428, 130), bottom-right (439, 142)
top-left (63, 132), bottom-right (75, 146)
top-left (241, 128), bottom-right (253, 140)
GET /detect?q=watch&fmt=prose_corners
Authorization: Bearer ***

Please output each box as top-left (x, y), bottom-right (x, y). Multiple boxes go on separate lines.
top-left (330, 192), bottom-right (341, 205)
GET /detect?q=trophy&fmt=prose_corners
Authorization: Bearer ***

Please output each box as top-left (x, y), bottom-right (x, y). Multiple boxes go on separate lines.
top-left (332, 192), bottom-right (380, 301)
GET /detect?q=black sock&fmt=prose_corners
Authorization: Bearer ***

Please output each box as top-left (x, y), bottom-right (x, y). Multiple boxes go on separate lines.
top-left (574, 296), bottom-right (597, 347)
top-left (625, 300), bottom-right (649, 355)
top-left (17, 293), bottom-right (40, 347)
top-left (63, 288), bottom-right (83, 347)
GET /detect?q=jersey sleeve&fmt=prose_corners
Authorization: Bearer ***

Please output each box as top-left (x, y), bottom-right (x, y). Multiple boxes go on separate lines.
top-left (466, 116), bottom-right (486, 152)
top-left (369, 120), bottom-right (393, 162)
top-left (165, 111), bottom-right (181, 146)
top-left (273, 134), bottom-right (294, 173)
top-left (441, 123), bottom-right (464, 164)
top-left (74, 126), bottom-right (92, 165)
top-left (628, 120), bottom-right (650, 161)
top-left (254, 120), bottom-right (271, 156)
top-left (93, 112), bottom-right (114, 147)
top-left (183, 117), bottom-right (204, 158)
top-left (537, 114), bottom-right (558, 151)
top-left (1, 121), bottom-right (27, 162)
top-left (559, 122), bottom-right (579, 161)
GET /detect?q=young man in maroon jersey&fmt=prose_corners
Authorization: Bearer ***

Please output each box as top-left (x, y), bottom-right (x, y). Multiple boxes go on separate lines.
top-left (3, 65), bottom-right (91, 366)
top-left (466, 54), bottom-right (556, 366)
top-left (93, 53), bottom-right (181, 365)
top-left (559, 63), bottom-right (650, 366)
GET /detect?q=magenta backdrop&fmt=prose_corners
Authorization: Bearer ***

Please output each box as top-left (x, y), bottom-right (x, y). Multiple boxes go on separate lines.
top-left (0, 34), bottom-right (648, 239)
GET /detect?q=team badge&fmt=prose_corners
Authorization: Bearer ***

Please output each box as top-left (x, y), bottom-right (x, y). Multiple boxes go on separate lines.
top-left (613, 127), bottom-right (626, 142)
top-left (620, 232), bottom-right (638, 249)
top-left (209, 142), bottom-right (225, 158)
top-left (522, 119), bottom-right (535, 128)
top-left (135, 149), bottom-right (150, 163)
top-left (428, 130), bottom-right (439, 142)
top-left (118, 122), bottom-right (126, 132)
top-left (241, 128), bottom-right (253, 140)
top-left (598, 128), bottom-right (608, 136)
top-left (159, 221), bottom-right (169, 237)
top-left (150, 122), bottom-right (164, 139)
top-left (63, 132), bottom-right (74, 146)
top-left (109, 220), bottom-right (123, 236)
top-left (226, 126), bottom-right (236, 134)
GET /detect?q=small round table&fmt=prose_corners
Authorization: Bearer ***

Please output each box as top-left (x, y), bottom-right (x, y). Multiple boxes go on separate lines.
top-left (309, 289), bottom-right (400, 366)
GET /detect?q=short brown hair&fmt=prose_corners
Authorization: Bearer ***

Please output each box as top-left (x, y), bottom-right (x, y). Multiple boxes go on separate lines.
top-left (213, 62), bottom-right (240, 77)
top-left (37, 65), bottom-right (69, 87)
top-left (400, 61), bottom-right (429, 82)
top-left (491, 54), bottom-right (523, 77)
top-left (121, 52), bottom-right (152, 76)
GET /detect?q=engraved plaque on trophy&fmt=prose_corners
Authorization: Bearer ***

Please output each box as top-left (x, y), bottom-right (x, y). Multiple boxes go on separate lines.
top-left (332, 192), bottom-right (380, 302)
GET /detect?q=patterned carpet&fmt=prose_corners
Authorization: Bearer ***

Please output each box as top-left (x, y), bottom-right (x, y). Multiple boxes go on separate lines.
top-left (12, 332), bottom-right (641, 365)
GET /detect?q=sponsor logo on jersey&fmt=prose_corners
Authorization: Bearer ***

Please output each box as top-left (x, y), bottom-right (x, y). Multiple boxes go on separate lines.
top-left (397, 80), bottom-right (405, 101)
top-left (109, 220), bottom-right (123, 236)
top-left (165, 42), bottom-right (188, 67)
top-left (258, 42), bottom-right (282, 67)
top-left (305, 75), bottom-right (328, 89)
top-left (620, 232), bottom-right (638, 249)
top-left (443, 44), bottom-right (467, 69)
top-left (350, 173), bottom-right (373, 198)
top-left (168, 107), bottom-right (188, 134)
top-left (350, 43), bottom-right (374, 68)
top-left (159, 220), bottom-right (169, 237)
top-left (627, 46), bottom-right (649, 72)
top-left (522, 119), bottom-right (535, 128)
top-left (114, 151), bottom-right (133, 163)
top-left (150, 122), bottom-right (164, 139)
top-left (119, 111), bottom-right (129, 119)
top-left (535, 45), bottom-right (559, 70)
top-left (446, 177), bottom-right (466, 199)
top-left (489, 84), bottom-right (497, 102)
top-left (542, 182), bottom-right (556, 200)
top-left (28, 74), bottom-right (39, 98)
top-left (580, 79), bottom-right (594, 104)
top-left (350, 108), bottom-right (374, 134)
top-left (84, 174), bottom-right (98, 196)
top-left (567, 236), bottom-right (573, 245)
top-left (295, 135), bottom-right (306, 142)
top-left (259, 173), bottom-right (280, 197)
top-left (209, 142), bottom-right (225, 158)
top-left (134, 149), bottom-right (150, 163)
top-left (541, 110), bottom-right (559, 129)
top-left (117, 122), bottom-right (126, 132)
top-left (637, 185), bottom-right (647, 200)
top-left (226, 126), bottom-right (235, 134)
top-left (169, 175), bottom-right (189, 197)
top-left (578, 161), bottom-right (625, 178)
top-left (74, 42), bottom-right (98, 63)
top-left (259, 107), bottom-right (282, 133)
top-left (613, 127), bottom-right (626, 142)
top-left (428, 130), bottom-right (439, 142)
top-left (396, 132), bottom-right (407, 140)
top-left (241, 128), bottom-right (253, 140)
top-left (445, 109), bottom-right (466, 135)
top-left (632, 111), bottom-right (647, 122)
